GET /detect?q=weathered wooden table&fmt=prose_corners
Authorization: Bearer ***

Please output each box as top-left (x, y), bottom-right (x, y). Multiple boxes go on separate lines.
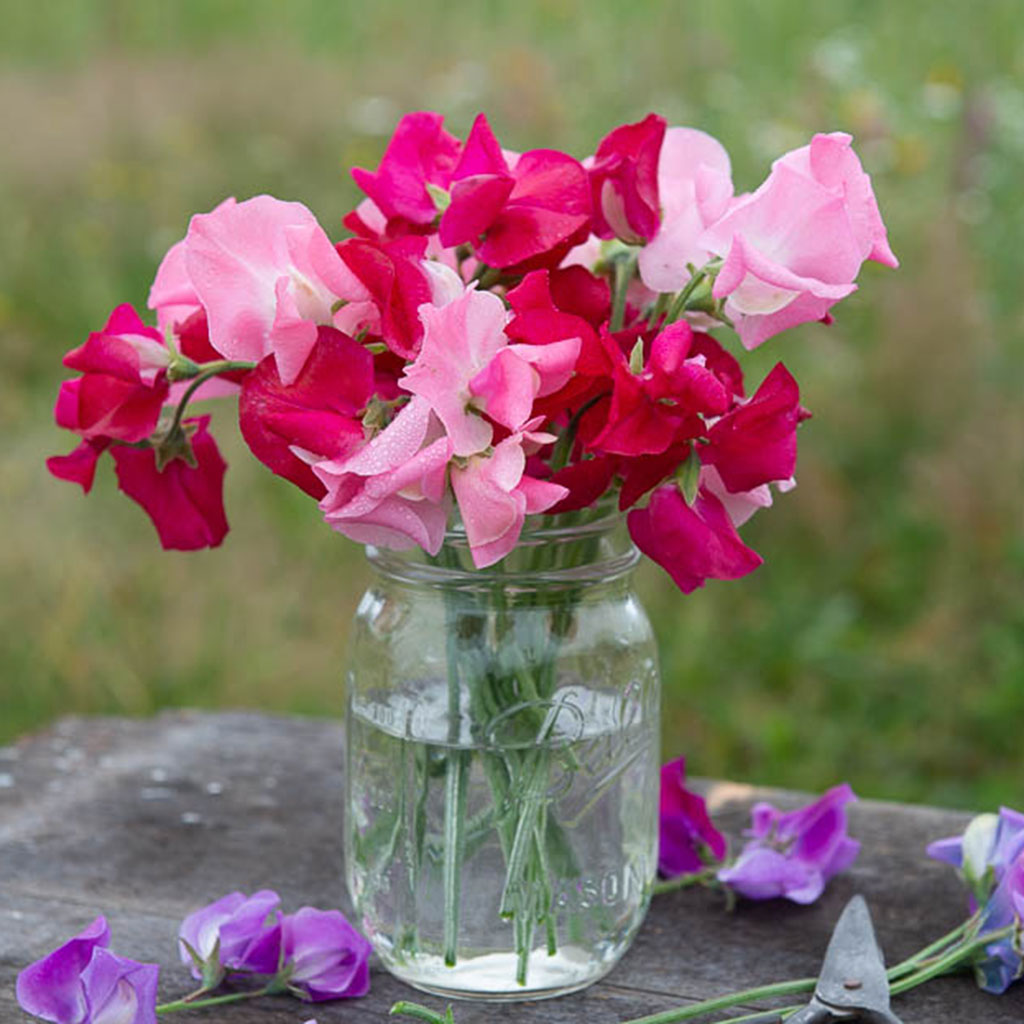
top-left (1, 712), bottom-right (1020, 1023)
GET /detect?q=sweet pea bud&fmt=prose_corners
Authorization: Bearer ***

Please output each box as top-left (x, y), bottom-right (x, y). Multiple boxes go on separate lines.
top-left (962, 812), bottom-right (1000, 902)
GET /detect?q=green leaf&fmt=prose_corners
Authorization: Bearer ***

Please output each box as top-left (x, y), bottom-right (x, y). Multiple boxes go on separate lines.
top-left (676, 447), bottom-right (700, 505)
top-left (628, 338), bottom-right (645, 374)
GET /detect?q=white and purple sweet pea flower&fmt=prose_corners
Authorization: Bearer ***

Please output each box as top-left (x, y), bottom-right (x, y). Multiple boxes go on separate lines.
top-left (178, 889), bottom-right (283, 985)
top-left (971, 849), bottom-right (1024, 994)
top-left (16, 916), bottom-right (158, 1024)
top-left (280, 907), bottom-right (372, 1002)
top-left (928, 807), bottom-right (1024, 911)
top-left (717, 783), bottom-right (860, 905)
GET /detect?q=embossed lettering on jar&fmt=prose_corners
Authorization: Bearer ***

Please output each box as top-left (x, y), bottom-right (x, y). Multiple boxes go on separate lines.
top-left (344, 508), bottom-right (660, 1000)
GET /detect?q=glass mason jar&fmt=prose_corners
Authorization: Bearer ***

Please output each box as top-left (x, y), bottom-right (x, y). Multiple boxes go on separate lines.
top-left (344, 507), bottom-right (660, 1001)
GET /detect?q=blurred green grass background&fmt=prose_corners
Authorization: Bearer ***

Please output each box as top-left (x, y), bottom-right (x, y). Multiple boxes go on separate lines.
top-left (2, 0), bottom-right (1023, 810)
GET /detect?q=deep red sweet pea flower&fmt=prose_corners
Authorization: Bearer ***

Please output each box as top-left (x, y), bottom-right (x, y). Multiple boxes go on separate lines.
top-left (627, 483), bottom-right (763, 593)
top-left (659, 757), bottom-right (727, 877)
top-left (239, 326), bottom-right (374, 498)
top-left (111, 415), bottom-right (229, 551)
top-left (55, 304), bottom-right (171, 443)
top-left (336, 236), bottom-right (432, 359)
top-left (46, 439), bottom-right (112, 493)
top-left (439, 114), bottom-right (591, 270)
top-left (590, 322), bottom-right (730, 457)
top-left (350, 111), bottom-right (461, 230)
top-left (701, 362), bottom-right (810, 493)
top-left (589, 113), bottom-right (666, 243)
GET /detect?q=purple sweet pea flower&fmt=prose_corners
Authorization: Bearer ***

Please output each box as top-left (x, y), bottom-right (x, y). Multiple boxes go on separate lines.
top-left (971, 849), bottom-right (1024, 994)
top-left (281, 907), bottom-right (372, 1002)
top-left (928, 807), bottom-right (1024, 911)
top-left (658, 757), bottom-right (727, 877)
top-left (178, 890), bottom-right (283, 982)
top-left (717, 783), bottom-right (860, 904)
top-left (16, 917), bottom-right (158, 1024)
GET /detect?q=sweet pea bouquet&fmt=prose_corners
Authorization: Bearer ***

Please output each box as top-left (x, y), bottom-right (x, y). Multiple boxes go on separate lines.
top-left (47, 110), bottom-right (896, 592)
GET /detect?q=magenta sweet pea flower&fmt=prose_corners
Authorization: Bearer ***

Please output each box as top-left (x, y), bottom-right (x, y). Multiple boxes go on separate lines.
top-left (239, 326), bottom-right (374, 499)
top-left (178, 890), bottom-right (283, 983)
top-left (110, 415), bottom-right (229, 551)
top-left (280, 907), bottom-right (372, 1002)
top-left (627, 483), bottom-right (763, 594)
top-left (658, 758), bottom-right (727, 877)
top-left (16, 917), bottom-right (158, 1024)
top-left (439, 114), bottom-right (591, 270)
top-left (589, 113), bottom-right (666, 244)
top-left (52, 304), bottom-right (171, 445)
top-left (717, 784), bottom-right (860, 905)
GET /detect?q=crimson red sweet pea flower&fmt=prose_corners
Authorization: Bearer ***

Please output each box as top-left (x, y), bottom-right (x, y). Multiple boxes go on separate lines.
top-left (110, 415), bottom-right (229, 551)
top-left (591, 321), bottom-right (731, 458)
top-left (439, 114), bottom-right (591, 270)
top-left (335, 236), bottom-right (433, 360)
top-left (627, 483), bottom-right (762, 593)
top-left (589, 113), bottom-right (666, 244)
top-left (701, 363), bottom-right (810, 492)
top-left (239, 326), bottom-right (373, 499)
top-left (54, 304), bottom-right (171, 444)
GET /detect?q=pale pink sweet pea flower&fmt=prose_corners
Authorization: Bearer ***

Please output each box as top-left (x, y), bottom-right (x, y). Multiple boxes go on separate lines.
top-left (402, 287), bottom-right (580, 457)
top-left (638, 127), bottom-right (735, 294)
top-left (314, 396), bottom-right (452, 554)
top-left (450, 427), bottom-right (567, 568)
top-left (183, 195), bottom-right (374, 385)
top-left (700, 133), bottom-right (897, 349)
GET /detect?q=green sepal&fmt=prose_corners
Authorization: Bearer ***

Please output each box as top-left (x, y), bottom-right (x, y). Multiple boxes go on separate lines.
top-left (150, 416), bottom-right (199, 472)
top-left (426, 183), bottom-right (451, 214)
top-left (166, 354), bottom-right (201, 383)
top-left (628, 338), bottom-right (645, 374)
top-left (676, 446), bottom-right (701, 505)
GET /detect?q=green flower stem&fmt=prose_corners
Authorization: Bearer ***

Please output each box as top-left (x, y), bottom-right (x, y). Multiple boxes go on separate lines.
top-left (610, 250), bottom-right (639, 332)
top-left (663, 271), bottom-right (706, 325)
top-left (886, 915), bottom-right (974, 979)
top-left (156, 983), bottom-right (279, 1013)
top-left (651, 870), bottom-right (717, 895)
top-left (888, 923), bottom-right (1015, 996)
top-left (167, 359), bottom-right (255, 436)
top-left (712, 1005), bottom-right (802, 1024)
top-left (622, 978), bottom-right (817, 1024)
top-left (390, 1001), bottom-right (452, 1024)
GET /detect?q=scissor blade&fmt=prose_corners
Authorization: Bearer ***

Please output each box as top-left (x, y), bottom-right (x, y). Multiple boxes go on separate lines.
top-left (814, 895), bottom-right (894, 1014)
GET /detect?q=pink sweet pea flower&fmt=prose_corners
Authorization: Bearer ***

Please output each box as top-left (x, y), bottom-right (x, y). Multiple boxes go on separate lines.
top-left (239, 326), bottom-right (374, 499)
top-left (451, 429), bottom-right (567, 568)
top-left (350, 111), bottom-right (462, 229)
top-left (439, 114), bottom-right (591, 270)
top-left (717, 784), bottom-right (860, 904)
top-left (46, 439), bottom-right (111, 494)
top-left (638, 127), bottom-right (735, 293)
top-left (16, 916), bottom-right (159, 1024)
top-left (659, 757), bottom-right (727, 877)
top-left (54, 304), bottom-right (171, 444)
top-left (589, 113), bottom-right (666, 244)
top-left (627, 483), bottom-right (763, 593)
top-left (280, 908), bottom-right (372, 1002)
top-left (110, 415), bottom-right (229, 551)
top-left (314, 396), bottom-right (452, 554)
top-left (183, 195), bottom-right (372, 385)
top-left (402, 287), bottom-right (580, 457)
top-left (700, 133), bottom-right (897, 349)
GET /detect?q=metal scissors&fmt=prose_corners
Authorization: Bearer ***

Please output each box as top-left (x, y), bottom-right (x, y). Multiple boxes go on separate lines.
top-left (748, 895), bottom-right (904, 1023)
